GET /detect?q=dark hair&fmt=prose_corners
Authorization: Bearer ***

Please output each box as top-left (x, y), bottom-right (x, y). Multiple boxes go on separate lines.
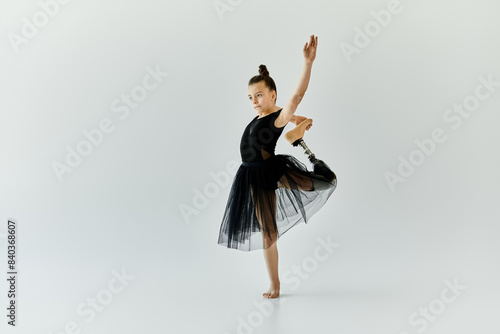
top-left (248, 64), bottom-right (277, 104)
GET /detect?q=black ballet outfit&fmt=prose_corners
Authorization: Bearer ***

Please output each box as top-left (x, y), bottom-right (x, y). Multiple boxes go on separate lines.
top-left (217, 109), bottom-right (337, 251)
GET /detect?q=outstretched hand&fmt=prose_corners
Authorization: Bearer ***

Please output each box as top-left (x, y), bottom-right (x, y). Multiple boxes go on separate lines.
top-left (303, 35), bottom-right (318, 63)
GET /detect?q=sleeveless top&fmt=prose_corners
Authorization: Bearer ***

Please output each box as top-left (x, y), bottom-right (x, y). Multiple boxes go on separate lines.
top-left (240, 109), bottom-right (285, 162)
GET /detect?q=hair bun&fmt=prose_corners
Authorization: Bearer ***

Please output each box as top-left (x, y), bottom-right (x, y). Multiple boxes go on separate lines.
top-left (258, 64), bottom-right (269, 77)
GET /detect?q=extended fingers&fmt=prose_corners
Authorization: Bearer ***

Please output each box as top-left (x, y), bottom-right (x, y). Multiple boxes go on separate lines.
top-left (306, 35), bottom-right (318, 48)
top-left (304, 35), bottom-right (318, 51)
top-left (311, 35), bottom-right (317, 48)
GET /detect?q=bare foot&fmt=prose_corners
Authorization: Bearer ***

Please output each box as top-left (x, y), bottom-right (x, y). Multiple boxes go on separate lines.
top-left (263, 283), bottom-right (280, 299)
top-left (284, 119), bottom-right (313, 145)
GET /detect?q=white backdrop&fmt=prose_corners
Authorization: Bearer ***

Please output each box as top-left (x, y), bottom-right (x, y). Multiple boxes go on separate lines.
top-left (1, 0), bottom-right (499, 333)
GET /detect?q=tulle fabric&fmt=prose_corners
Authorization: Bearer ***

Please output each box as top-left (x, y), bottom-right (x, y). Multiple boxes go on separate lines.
top-left (217, 153), bottom-right (337, 251)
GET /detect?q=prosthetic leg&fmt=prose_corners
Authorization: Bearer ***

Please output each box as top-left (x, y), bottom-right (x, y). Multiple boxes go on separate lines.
top-left (284, 119), bottom-right (336, 182)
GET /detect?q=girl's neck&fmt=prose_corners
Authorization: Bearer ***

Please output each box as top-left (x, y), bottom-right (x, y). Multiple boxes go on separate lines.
top-left (258, 106), bottom-right (281, 118)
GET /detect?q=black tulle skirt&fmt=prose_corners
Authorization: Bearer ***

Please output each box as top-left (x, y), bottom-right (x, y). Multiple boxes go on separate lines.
top-left (217, 154), bottom-right (337, 251)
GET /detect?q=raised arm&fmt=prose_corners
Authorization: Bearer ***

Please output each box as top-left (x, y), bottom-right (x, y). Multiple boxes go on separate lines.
top-left (275, 35), bottom-right (318, 128)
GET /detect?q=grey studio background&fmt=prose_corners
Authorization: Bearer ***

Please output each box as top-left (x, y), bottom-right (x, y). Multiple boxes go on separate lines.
top-left (1, 0), bottom-right (499, 333)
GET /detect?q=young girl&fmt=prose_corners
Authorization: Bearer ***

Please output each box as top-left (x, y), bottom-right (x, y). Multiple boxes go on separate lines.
top-left (217, 35), bottom-right (337, 299)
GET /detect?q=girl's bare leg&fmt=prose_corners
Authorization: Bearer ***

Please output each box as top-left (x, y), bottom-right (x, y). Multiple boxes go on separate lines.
top-left (262, 239), bottom-right (280, 298)
top-left (251, 186), bottom-right (280, 299)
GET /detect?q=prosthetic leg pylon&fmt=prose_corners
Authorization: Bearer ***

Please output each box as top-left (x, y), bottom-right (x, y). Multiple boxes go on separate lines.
top-left (290, 138), bottom-right (336, 182)
top-left (284, 118), bottom-right (336, 182)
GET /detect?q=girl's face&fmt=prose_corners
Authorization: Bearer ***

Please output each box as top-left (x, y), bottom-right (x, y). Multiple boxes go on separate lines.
top-left (248, 81), bottom-right (276, 112)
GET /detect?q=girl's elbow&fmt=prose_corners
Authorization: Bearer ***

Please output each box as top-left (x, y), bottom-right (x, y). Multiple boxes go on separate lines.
top-left (292, 94), bottom-right (303, 105)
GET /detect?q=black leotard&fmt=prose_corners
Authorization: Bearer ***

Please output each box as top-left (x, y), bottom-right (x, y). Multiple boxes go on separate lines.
top-left (240, 109), bottom-right (285, 162)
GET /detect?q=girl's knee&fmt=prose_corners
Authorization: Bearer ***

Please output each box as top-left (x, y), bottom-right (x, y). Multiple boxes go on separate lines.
top-left (263, 235), bottom-right (278, 249)
top-left (262, 229), bottom-right (278, 243)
